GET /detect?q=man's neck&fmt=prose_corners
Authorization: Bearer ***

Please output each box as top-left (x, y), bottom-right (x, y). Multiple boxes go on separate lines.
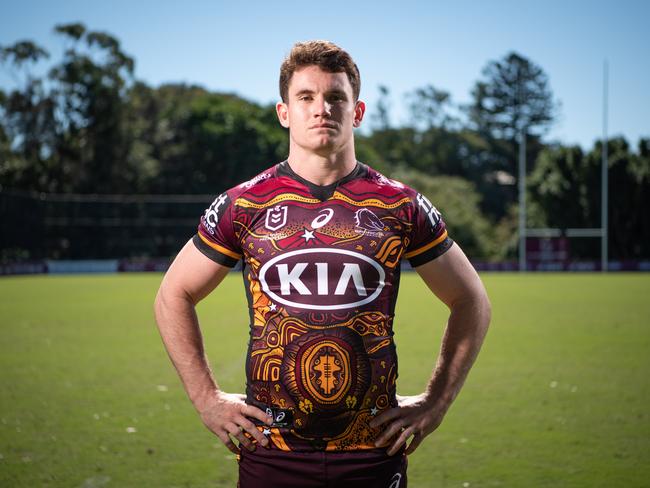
top-left (286, 144), bottom-right (357, 186)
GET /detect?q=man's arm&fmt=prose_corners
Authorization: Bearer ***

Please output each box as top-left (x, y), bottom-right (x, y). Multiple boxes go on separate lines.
top-left (154, 239), bottom-right (272, 454)
top-left (370, 242), bottom-right (491, 456)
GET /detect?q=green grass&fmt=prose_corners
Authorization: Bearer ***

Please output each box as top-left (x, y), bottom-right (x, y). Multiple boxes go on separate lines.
top-left (0, 273), bottom-right (649, 487)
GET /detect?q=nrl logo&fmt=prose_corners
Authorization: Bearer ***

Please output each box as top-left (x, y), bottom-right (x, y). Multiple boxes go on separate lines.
top-left (265, 205), bottom-right (288, 231)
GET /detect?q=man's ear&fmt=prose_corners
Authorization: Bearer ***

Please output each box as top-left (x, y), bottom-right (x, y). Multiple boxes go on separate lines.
top-left (276, 101), bottom-right (290, 128)
top-left (353, 100), bottom-right (366, 128)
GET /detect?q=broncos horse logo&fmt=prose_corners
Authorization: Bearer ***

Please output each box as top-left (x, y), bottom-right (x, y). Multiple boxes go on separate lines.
top-left (355, 208), bottom-right (386, 232)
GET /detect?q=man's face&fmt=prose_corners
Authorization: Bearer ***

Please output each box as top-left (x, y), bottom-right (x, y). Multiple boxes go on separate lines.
top-left (276, 65), bottom-right (365, 156)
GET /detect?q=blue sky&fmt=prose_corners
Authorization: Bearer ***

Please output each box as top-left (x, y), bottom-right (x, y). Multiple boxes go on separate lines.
top-left (1, 0), bottom-right (648, 150)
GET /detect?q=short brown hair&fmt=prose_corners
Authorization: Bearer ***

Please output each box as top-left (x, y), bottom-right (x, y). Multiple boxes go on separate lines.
top-left (279, 40), bottom-right (361, 103)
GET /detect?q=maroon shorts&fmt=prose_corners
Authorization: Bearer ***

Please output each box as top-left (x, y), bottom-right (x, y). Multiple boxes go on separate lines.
top-left (237, 445), bottom-right (407, 488)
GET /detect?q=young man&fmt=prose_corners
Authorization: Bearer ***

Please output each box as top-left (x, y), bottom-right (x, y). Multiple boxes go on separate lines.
top-left (154, 41), bottom-right (491, 488)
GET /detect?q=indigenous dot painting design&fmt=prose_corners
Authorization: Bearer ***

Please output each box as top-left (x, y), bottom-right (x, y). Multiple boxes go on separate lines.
top-left (193, 161), bottom-right (453, 452)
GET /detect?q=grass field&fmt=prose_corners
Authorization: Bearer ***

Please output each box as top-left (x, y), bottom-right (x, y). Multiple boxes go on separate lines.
top-left (1, 272), bottom-right (649, 487)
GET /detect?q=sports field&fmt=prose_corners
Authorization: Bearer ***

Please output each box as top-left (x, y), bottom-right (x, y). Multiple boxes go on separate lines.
top-left (0, 272), bottom-right (648, 487)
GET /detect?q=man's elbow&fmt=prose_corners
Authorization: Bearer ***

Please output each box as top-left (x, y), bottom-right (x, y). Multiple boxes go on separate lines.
top-left (154, 285), bottom-right (168, 326)
top-left (454, 284), bottom-right (491, 332)
top-left (475, 286), bottom-right (492, 333)
top-left (154, 280), bottom-right (198, 320)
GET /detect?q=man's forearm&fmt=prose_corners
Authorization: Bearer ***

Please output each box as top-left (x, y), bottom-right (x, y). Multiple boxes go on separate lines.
top-left (424, 293), bottom-right (491, 414)
top-left (153, 245), bottom-right (271, 453)
top-left (154, 288), bottom-right (220, 411)
top-left (371, 289), bottom-right (490, 455)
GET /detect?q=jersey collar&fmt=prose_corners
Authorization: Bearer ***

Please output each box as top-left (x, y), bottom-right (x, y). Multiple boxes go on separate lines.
top-left (277, 160), bottom-right (368, 201)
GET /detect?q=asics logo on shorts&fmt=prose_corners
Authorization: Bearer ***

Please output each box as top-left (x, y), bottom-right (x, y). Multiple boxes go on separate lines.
top-left (389, 473), bottom-right (402, 488)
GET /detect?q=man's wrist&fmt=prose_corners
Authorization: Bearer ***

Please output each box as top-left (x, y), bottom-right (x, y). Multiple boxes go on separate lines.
top-left (423, 385), bottom-right (454, 415)
top-left (191, 385), bottom-right (221, 413)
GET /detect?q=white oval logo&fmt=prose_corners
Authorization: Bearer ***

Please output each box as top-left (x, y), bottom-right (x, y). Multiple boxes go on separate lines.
top-left (259, 248), bottom-right (386, 311)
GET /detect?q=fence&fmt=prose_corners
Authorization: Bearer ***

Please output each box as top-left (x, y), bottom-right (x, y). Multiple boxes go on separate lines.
top-left (1, 188), bottom-right (211, 261)
top-left (2, 188), bottom-right (648, 275)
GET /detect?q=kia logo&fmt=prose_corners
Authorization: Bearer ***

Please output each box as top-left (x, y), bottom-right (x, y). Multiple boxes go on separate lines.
top-left (259, 249), bottom-right (386, 310)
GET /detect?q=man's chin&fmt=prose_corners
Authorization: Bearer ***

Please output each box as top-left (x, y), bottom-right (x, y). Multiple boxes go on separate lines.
top-left (293, 135), bottom-right (347, 155)
top-left (308, 137), bottom-right (338, 152)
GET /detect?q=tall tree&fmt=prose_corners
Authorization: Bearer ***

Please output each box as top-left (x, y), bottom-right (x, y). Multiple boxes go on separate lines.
top-left (48, 22), bottom-right (135, 193)
top-left (468, 51), bottom-right (557, 142)
top-left (407, 84), bottom-right (457, 131)
top-left (371, 85), bottom-right (392, 131)
top-left (0, 41), bottom-right (57, 190)
top-left (466, 52), bottom-right (558, 219)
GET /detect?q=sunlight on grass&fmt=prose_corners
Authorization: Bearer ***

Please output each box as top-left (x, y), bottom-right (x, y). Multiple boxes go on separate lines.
top-left (0, 273), bottom-right (648, 487)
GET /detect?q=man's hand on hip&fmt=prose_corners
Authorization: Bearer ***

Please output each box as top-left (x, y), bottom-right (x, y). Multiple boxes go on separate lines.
top-left (198, 391), bottom-right (273, 454)
top-left (369, 393), bottom-right (445, 456)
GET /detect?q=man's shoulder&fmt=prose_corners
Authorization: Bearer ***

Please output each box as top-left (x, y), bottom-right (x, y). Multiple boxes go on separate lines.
top-left (358, 164), bottom-right (419, 201)
top-left (223, 163), bottom-right (284, 200)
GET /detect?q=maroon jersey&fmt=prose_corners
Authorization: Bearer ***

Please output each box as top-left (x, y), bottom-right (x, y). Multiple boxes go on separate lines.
top-left (194, 161), bottom-right (453, 452)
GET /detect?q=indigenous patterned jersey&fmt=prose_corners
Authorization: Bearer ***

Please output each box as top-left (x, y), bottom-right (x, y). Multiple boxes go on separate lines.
top-left (193, 161), bottom-right (453, 452)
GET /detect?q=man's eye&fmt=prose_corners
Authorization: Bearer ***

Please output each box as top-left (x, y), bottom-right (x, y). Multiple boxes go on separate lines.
top-left (299, 96), bottom-right (312, 101)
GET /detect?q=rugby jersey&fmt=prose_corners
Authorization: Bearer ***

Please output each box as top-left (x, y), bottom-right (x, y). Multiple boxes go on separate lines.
top-left (193, 161), bottom-right (453, 452)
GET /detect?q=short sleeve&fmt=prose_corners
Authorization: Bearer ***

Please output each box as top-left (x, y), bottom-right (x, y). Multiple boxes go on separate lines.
top-left (403, 192), bottom-right (454, 267)
top-left (193, 191), bottom-right (243, 267)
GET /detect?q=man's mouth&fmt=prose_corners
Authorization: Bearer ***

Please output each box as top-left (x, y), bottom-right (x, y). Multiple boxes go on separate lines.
top-left (310, 123), bottom-right (337, 130)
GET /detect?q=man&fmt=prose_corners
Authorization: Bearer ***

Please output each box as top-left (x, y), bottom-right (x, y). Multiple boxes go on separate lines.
top-left (154, 41), bottom-right (490, 488)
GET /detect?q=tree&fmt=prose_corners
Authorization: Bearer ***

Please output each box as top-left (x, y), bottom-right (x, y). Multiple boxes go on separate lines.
top-left (468, 52), bottom-right (558, 142)
top-left (528, 137), bottom-right (650, 260)
top-left (0, 40), bottom-right (57, 191)
top-left (48, 22), bottom-right (136, 193)
top-left (466, 52), bottom-right (558, 220)
top-left (407, 84), bottom-right (457, 131)
top-left (125, 82), bottom-right (210, 193)
top-left (595, 137), bottom-right (650, 260)
top-left (389, 166), bottom-right (493, 259)
top-left (178, 93), bottom-right (288, 193)
top-left (528, 144), bottom-right (598, 229)
top-left (371, 85), bottom-right (392, 131)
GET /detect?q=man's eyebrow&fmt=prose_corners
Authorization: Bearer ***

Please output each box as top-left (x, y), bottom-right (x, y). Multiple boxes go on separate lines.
top-left (293, 88), bottom-right (348, 97)
top-left (294, 89), bottom-right (315, 97)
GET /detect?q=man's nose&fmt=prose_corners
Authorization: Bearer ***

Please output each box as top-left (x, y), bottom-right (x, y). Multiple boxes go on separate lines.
top-left (313, 96), bottom-right (332, 117)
